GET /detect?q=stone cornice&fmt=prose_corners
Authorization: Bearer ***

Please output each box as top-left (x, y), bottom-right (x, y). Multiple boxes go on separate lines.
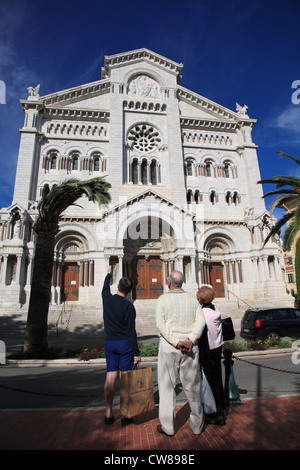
top-left (202, 220), bottom-right (247, 226)
top-left (21, 79), bottom-right (111, 109)
top-left (178, 85), bottom-right (257, 127)
top-left (180, 117), bottom-right (237, 131)
top-left (42, 106), bottom-right (110, 121)
top-left (101, 48), bottom-right (183, 83)
top-left (103, 189), bottom-right (195, 218)
top-left (60, 215), bottom-right (103, 223)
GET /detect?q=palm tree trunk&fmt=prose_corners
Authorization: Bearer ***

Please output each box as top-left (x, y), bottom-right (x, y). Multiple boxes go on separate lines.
top-left (23, 226), bottom-right (56, 357)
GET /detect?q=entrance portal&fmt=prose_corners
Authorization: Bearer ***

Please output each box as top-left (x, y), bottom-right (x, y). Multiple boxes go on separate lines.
top-left (62, 263), bottom-right (79, 301)
top-left (210, 262), bottom-right (225, 298)
top-left (131, 256), bottom-right (163, 300)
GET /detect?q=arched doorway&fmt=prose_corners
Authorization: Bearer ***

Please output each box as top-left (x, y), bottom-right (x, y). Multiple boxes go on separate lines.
top-left (53, 232), bottom-right (90, 304)
top-left (203, 233), bottom-right (237, 298)
top-left (123, 216), bottom-right (175, 300)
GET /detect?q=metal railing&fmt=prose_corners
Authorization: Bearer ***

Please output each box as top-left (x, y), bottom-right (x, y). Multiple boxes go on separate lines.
top-left (55, 301), bottom-right (72, 336)
top-left (226, 289), bottom-right (254, 310)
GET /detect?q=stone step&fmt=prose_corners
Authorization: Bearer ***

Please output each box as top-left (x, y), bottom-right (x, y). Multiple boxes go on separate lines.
top-left (0, 296), bottom-right (295, 340)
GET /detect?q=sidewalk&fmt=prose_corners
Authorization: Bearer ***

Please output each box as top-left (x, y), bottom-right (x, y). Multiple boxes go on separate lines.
top-left (0, 395), bottom-right (300, 450)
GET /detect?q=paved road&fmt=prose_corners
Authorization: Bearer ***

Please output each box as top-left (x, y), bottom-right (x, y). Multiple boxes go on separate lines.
top-left (0, 353), bottom-right (299, 410)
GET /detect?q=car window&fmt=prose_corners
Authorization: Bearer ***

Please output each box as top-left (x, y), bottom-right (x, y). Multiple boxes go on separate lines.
top-left (273, 309), bottom-right (294, 320)
top-left (258, 312), bottom-right (273, 320)
top-left (293, 309), bottom-right (300, 319)
top-left (244, 311), bottom-right (255, 321)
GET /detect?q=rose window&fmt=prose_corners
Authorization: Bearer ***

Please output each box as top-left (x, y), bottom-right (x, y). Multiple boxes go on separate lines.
top-left (128, 124), bottom-right (161, 152)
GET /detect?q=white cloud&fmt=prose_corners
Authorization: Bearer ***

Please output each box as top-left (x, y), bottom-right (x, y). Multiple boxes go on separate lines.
top-left (275, 105), bottom-right (300, 133)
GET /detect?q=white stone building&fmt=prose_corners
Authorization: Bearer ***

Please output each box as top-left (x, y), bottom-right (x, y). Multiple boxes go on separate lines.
top-left (0, 48), bottom-right (290, 311)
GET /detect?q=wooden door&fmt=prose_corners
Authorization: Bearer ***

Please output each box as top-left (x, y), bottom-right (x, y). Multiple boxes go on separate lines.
top-left (132, 256), bottom-right (164, 299)
top-left (62, 263), bottom-right (79, 301)
top-left (210, 262), bottom-right (225, 298)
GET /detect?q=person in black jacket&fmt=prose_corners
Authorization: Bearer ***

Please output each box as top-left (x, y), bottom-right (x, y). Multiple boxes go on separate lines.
top-left (197, 285), bottom-right (226, 425)
top-left (102, 266), bottom-right (141, 425)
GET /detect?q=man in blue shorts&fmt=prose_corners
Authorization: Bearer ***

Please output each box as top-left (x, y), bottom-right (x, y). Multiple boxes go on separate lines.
top-left (102, 266), bottom-right (141, 425)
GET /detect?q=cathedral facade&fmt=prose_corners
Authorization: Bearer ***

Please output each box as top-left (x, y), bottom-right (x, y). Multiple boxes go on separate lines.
top-left (0, 48), bottom-right (289, 308)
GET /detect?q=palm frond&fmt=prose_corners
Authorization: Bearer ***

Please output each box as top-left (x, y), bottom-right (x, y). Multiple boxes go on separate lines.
top-left (283, 221), bottom-right (297, 251)
top-left (273, 195), bottom-right (300, 207)
top-left (258, 177), bottom-right (300, 190)
top-left (37, 177), bottom-right (111, 224)
top-left (283, 207), bottom-right (300, 251)
top-left (258, 152), bottom-right (300, 247)
top-left (261, 188), bottom-right (299, 199)
top-left (263, 210), bottom-right (296, 245)
top-left (272, 177), bottom-right (300, 189)
top-left (277, 150), bottom-right (300, 166)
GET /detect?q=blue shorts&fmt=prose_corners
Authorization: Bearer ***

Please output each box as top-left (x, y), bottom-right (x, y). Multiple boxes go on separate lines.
top-left (104, 340), bottom-right (134, 372)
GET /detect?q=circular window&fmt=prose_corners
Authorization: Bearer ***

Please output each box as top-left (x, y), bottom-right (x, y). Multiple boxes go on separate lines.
top-left (128, 124), bottom-right (161, 152)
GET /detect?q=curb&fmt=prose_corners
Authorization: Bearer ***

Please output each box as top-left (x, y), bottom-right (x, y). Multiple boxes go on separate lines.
top-left (4, 347), bottom-right (298, 367)
top-left (233, 347), bottom-right (297, 357)
top-left (4, 356), bottom-right (158, 367)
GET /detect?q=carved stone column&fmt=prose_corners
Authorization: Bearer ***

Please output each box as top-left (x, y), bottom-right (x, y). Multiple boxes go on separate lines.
top-left (1, 254), bottom-right (8, 285)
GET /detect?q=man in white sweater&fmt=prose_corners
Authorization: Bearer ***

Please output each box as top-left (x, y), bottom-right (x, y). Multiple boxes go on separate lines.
top-left (155, 271), bottom-right (206, 436)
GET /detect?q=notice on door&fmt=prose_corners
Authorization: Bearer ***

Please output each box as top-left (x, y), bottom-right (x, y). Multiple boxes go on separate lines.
top-left (152, 278), bottom-right (157, 283)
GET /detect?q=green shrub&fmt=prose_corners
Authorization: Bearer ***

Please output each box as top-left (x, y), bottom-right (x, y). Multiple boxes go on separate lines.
top-left (139, 342), bottom-right (159, 357)
top-left (264, 338), bottom-right (280, 348)
top-left (279, 336), bottom-right (293, 348)
top-left (223, 336), bottom-right (296, 353)
top-left (223, 340), bottom-right (250, 352)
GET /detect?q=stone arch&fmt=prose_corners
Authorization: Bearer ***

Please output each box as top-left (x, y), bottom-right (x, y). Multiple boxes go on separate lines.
top-left (199, 229), bottom-right (243, 295)
top-left (204, 232), bottom-right (236, 255)
top-left (52, 227), bottom-right (97, 304)
top-left (121, 214), bottom-right (176, 300)
top-left (56, 224), bottom-right (97, 251)
top-left (116, 208), bottom-right (183, 248)
top-left (125, 69), bottom-right (164, 95)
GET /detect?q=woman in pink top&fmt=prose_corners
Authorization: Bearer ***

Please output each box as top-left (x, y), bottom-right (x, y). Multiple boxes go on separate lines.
top-left (197, 285), bottom-right (226, 425)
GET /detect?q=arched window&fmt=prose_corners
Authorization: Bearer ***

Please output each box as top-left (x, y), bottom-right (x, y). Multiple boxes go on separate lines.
top-left (71, 155), bottom-right (79, 171)
top-left (233, 192), bottom-right (239, 205)
top-left (186, 162), bottom-right (193, 176)
top-left (210, 190), bottom-right (217, 205)
top-left (224, 163), bottom-right (230, 178)
top-left (226, 192), bottom-right (231, 205)
top-left (206, 162), bottom-right (212, 177)
top-left (130, 157), bottom-right (159, 185)
top-left (131, 158), bottom-right (139, 184)
top-left (141, 159), bottom-right (148, 184)
top-left (194, 190), bottom-right (201, 204)
top-left (150, 160), bottom-right (158, 185)
top-left (42, 184), bottom-right (50, 197)
top-left (50, 154), bottom-right (57, 170)
top-left (187, 190), bottom-right (192, 204)
top-left (93, 156), bottom-right (100, 172)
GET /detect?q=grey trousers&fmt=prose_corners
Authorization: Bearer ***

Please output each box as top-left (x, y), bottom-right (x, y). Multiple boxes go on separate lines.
top-left (157, 337), bottom-right (204, 435)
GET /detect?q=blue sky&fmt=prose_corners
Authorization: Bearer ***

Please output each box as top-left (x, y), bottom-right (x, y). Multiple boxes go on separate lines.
top-left (0, 0), bottom-right (300, 226)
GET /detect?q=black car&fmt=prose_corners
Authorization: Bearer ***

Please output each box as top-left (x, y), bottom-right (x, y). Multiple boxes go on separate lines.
top-left (240, 307), bottom-right (300, 340)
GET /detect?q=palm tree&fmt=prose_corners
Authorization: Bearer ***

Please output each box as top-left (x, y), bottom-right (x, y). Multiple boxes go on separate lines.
top-left (23, 177), bottom-right (111, 358)
top-left (258, 151), bottom-right (300, 305)
top-left (257, 151), bottom-right (300, 249)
